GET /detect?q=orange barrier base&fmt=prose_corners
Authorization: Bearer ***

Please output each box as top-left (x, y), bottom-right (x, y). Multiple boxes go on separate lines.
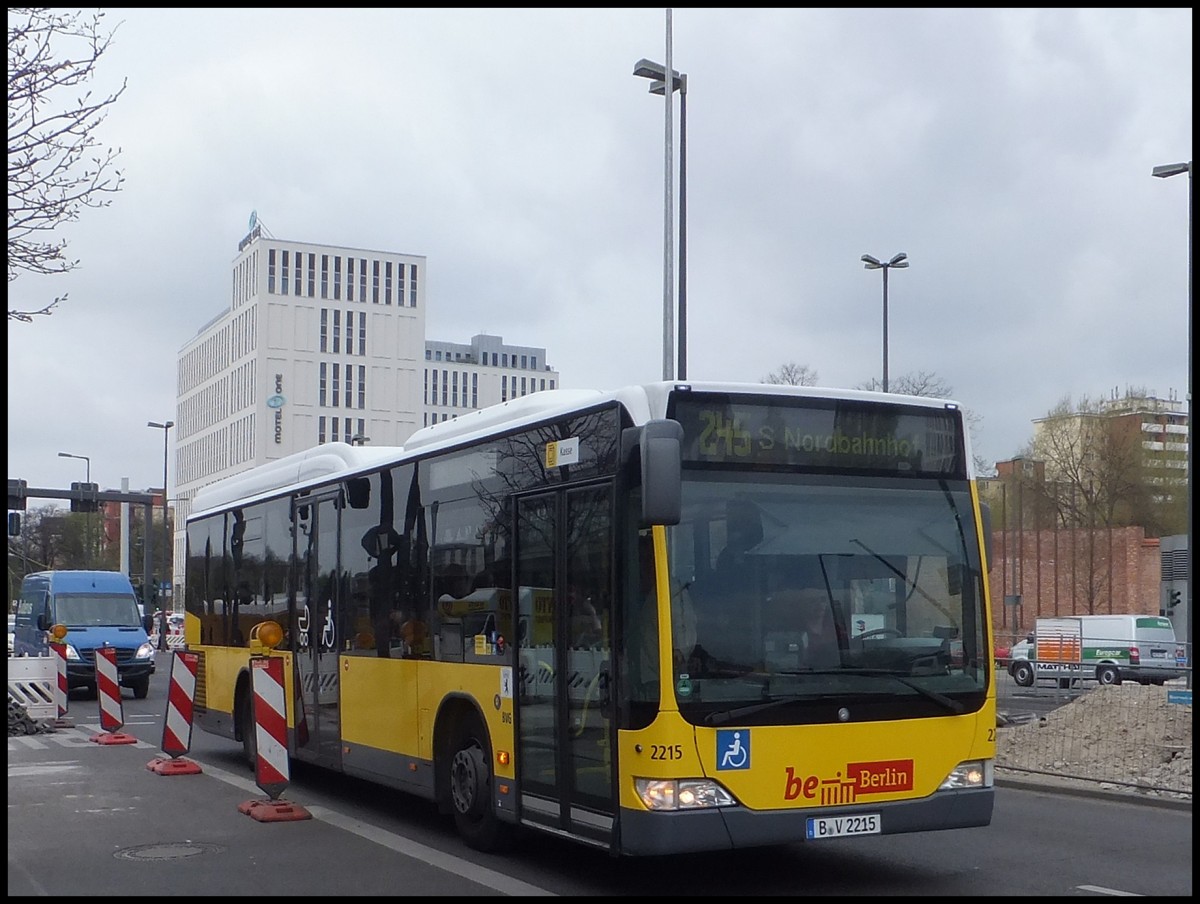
top-left (238, 798), bottom-right (313, 822)
top-left (146, 756), bottom-right (203, 775)
top-left (90, 731), bottom-right (138, 745)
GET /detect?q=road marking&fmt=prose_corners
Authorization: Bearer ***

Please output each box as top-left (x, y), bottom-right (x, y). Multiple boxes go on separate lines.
top-left (1076, 886), bottom-right (1143, 896)
top-left (198, 761), bottom-right (556, 897)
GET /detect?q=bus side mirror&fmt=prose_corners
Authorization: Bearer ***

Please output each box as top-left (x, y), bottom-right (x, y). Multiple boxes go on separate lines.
top-left (640, 419), bottom-right (683, 527)
top-left (37, 612), bottom-right (51, 632)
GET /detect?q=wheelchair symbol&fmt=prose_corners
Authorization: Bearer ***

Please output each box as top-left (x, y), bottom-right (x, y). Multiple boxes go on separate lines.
top-left (717, 729), bottom-right (750, 770)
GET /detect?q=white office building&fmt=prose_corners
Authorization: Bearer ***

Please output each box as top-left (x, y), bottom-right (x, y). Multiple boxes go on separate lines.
top-left (170, 227), bottom-right (559, 586)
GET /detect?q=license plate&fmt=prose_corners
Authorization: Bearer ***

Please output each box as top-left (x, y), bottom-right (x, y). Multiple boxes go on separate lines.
top-left (806, 814), bottom-right (881, 839)
top-left (1151, 650), bottom-right (1167, 658)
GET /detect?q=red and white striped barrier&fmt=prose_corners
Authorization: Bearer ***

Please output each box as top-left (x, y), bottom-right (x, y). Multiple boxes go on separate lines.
top-left (147, 651), bottom-right (202, 775)
top-left (90, 646), bottom-right (137, 745)
top-left (50, 641), bottom-right (70, 724)
top-left (237, 656), bottom-right (310, 821)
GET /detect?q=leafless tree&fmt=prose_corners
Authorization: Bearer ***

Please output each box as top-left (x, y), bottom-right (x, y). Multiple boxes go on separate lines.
top-left (762, 362), bottom-right (819, 386)
top-left (8, 8), bottom-right (126, 322)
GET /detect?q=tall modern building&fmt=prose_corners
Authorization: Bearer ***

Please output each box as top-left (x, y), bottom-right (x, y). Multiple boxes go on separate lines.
top-left (169, 224), bottom-right (558, 589)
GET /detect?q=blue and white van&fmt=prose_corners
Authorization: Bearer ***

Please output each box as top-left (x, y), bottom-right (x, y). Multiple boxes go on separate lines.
top-left (13, 571), bottom-right (156, 698)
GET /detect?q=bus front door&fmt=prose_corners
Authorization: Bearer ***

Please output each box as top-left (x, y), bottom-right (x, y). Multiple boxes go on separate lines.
top-left (294, 492), bottom-right (344, 766)
top-left (515, 485), bottom-right (614, 846)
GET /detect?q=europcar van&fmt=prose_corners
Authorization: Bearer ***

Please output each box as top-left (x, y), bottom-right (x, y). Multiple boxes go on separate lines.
top-left (1009, 614), bottom-right (1183, 688)
top-left (13, 571), bottom-right (156, 698)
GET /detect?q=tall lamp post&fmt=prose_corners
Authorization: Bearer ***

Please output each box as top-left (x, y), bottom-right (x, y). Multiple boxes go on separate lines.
top-left (633, 58), bottom-right (687, 379)
top-left (860, 253), bottom-right (909, 392)
top-left (1152, 159), bottom-right (1192, 687)
top-left (58, 451), bottom-right (92, 565)
top-left (147, 420), bottom-right (174, 618)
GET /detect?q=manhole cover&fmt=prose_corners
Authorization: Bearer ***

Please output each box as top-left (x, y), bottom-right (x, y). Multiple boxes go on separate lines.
top-left (115, 842), bottom-right (224, 861)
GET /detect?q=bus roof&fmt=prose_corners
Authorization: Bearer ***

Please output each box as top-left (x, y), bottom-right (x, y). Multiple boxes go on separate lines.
top-left (188, 380), bottom-right (967, 519)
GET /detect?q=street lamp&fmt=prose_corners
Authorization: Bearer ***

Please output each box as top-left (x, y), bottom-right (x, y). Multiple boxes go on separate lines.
top-left (633, 57), bottom-right (688, 380)
top-left (58, 450), bottom-right (92, 565)
top-left (860, 253), bottom-right (909, 392)
top-left (147, 420), bottom-right (174, 615)
top-left (1152, 159), bottom-right (1192, 687)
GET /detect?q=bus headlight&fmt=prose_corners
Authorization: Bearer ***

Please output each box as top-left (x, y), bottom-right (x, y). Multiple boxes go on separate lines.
top-left (634, 778), bottom-right (736, 811)
top-left (938, 759), bottom-right (993, 790)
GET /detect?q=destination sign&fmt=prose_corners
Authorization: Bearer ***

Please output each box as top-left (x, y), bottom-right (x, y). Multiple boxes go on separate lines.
top-left (670, 394), bottom-right (965, 477)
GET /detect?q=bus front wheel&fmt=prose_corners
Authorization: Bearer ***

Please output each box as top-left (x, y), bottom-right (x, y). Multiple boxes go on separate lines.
top-left (449, 718), bottom-right (504, 852)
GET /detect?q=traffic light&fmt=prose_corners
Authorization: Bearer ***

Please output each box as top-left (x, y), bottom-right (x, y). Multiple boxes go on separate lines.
top-left (70, 481), bottom-right (99, 513)
top-left (1168, 588), bottom-right (1182, 610)
top-left (8, 478), bottom-right (27, 511)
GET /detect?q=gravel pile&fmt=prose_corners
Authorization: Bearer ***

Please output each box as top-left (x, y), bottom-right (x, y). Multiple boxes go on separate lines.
top-left (996, 682), bottom-right (1192, 800)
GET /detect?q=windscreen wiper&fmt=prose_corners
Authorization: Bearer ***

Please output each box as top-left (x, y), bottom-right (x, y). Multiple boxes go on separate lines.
top-left (702, 668), bottom-right (963, 726)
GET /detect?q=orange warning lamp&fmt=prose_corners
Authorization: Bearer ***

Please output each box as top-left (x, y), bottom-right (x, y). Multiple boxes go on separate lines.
top-left (49, 623), bottom-right (69, 642)
top-left (250, 620), bottom-right (284, 651)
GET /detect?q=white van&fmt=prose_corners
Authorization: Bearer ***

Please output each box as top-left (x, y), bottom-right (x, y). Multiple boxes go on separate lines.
top-left (1009, 614), bottom-right (1183, 688)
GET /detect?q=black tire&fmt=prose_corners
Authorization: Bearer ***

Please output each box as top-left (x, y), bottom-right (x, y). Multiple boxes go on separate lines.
top-left (1012, 661), bottom-right (1035, 688)
top-left (130, 676), bottom-right (150, 699)
top-left (448, 716), bottom-right (506, 852)
top-left (1096, 665), bottom-right (1121, 686)
top-left (237, 684), bottom-right (257, 770)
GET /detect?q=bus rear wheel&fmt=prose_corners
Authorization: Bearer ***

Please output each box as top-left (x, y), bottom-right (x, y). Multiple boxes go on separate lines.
top-left (448, 718), bottom-right (505, 852)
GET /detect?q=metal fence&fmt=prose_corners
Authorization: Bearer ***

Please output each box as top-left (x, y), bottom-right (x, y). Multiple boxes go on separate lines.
top-left (995, 670), bottom-right (1192, 800)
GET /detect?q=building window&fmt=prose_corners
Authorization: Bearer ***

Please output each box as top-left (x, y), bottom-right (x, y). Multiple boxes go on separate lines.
top-left (281, 250), bottom-right (289, 295)
top-left (358, 365), bottom-right (366, 409)
top-left (372, 259), bottom-right (380, 304)
top-left (268, 248), bottom-right (276, 294)
top-left (358, 315), bottom-right (366, 356)
top-left (345, 311), bottom-right (354, 355)
top-left (319, 416), bottom-right (326, 444)
top-left (521, 355), bottom-right (527, 369)
top-left (550, 379), bottom-right (556, 390)
top-left (294, 250), bottom-right (302, 296)
top-left (385, 261), bottom-right (393, 305)
top-left (332, 310), bottom-right (341, 354)
top-left (502, 375), bottom-right (507, 402)
top-left (321, 254), bottom-right (329, 299)
top-left (319, 362), bottom-right (327, 406)
top-left (333, 255), bottom-right (341, 300)
top-left (540, 378), bottom-right (546, 391)
top-left (452, 371), bottom-right (458, 408)
top-left (320, 310), bottom-right (328, 353)
top-left (347, 257), bottom-right (354, 302)
top-left (332, 363), bottom-right (340, 407)
top-left (425, 349), bottom-right (432, 360)
top-left (472, 373), bottom-right (478, 408)
top-left (308, 253), bottom-right (316, 297)
top-left (357, 418), bottom-right (365, 439)
top-left (409, 263), bottom-right (418, 306)
top-left (531, 356), bottom-right (537, 370)
top-left (521, 377), bottom-right (527, 396)
top-left (360, 259), bottom-right (367, 304)
top-left (431, 369), bottom-right (438, 406)
top-left (441, 369), bottom-right (448, 406)
top-left (502, 354), bottom-right (508, 367)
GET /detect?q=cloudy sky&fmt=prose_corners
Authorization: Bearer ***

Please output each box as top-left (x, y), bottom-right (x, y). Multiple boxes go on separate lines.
top-left (7, 8), bottom-right (1192, 500)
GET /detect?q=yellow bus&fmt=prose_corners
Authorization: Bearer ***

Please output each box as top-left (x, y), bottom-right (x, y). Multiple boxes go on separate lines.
top-left (184, 381), bottom-right (997, 855)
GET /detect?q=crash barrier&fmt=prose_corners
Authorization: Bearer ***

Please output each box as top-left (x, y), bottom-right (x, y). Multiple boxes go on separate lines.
top-left (237, 655), bottom-right (311, 821)
top-left (149, 632), bottom-right (186, 650)
top-left (51, 642), bottom-right (69, 721)
top-left (147, 651), bottom-right (202, 775)
top-left (995, 672), bottom-right (1192, 799)
top-left (90, 646), bottom-right (137, 745)
top-left (6, 656), bottom-right (56, 722)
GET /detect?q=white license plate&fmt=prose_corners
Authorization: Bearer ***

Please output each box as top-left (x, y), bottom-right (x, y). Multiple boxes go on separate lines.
top-left (806, 813), bottom-right (881, 839)
top-left (1151, 650), bottom-right (1167, 658)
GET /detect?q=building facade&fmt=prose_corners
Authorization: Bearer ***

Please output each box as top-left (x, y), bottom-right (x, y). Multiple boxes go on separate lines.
top-left (169, 226), bottom-right (558, 591)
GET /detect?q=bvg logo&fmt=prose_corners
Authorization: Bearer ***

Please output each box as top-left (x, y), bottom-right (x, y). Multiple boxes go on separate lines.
top-left (784, 759), bottom-right (914, 804)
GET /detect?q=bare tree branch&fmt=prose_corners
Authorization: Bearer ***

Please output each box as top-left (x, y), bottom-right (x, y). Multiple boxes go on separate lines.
top-left (8, 7), bottom-right (126, 321)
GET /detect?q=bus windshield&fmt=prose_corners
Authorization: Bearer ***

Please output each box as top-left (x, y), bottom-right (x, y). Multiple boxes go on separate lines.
top-left (662, 472), bottom-right (987, 721)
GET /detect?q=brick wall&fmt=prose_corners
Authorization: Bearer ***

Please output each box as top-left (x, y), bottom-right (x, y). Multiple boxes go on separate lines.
top-left (989, 525), bottom-right (1160, 644)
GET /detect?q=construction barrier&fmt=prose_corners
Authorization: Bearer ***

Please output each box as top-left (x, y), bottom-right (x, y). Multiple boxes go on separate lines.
top-left (237, 656), bottom-right (310, 821)
top-left (90, 646), bottom-right (137, 745)
top-left (147, 651), bottom-right (202, 775)
top-left (7, 655), bottom-right (56, 722)
top-left (50, 641), bottom-right (70, 725)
